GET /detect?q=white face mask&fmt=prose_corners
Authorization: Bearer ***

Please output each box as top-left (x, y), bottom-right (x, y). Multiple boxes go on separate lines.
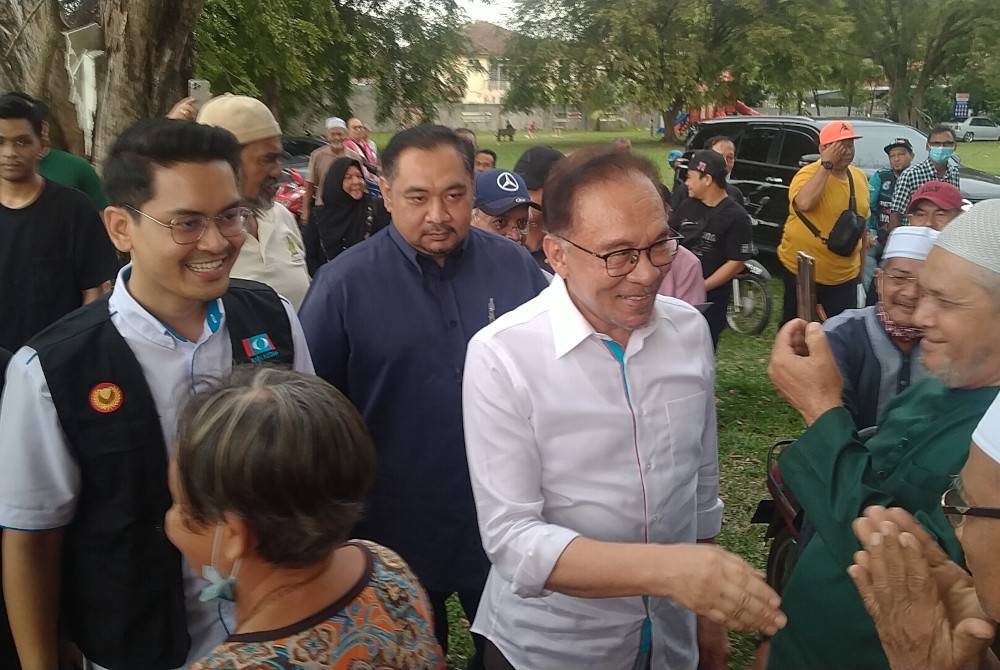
top-left (198, 523), bottom-right (241, 603)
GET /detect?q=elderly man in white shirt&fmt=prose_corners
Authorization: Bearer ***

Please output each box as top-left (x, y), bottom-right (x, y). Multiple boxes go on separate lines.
top-left (463, 149), bottom-right (785, 670)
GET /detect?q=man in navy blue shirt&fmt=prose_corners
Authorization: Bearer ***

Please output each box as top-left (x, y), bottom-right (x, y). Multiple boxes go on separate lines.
top-left (299, 124), bottom-right (548, 667)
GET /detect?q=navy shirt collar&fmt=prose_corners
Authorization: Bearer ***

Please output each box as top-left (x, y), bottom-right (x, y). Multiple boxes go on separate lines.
top-left (388, 224), bottom-right (472, 275)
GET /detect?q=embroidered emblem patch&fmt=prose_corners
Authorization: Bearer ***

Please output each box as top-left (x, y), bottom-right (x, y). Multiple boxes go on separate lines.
top-left (89, 382), bottom-right (124, 414)
top-left (241, 333), bottom-right (279, 363)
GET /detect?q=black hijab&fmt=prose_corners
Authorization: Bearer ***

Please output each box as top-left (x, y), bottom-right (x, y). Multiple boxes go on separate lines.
top-left (314, 157), bottom-right (375, 261)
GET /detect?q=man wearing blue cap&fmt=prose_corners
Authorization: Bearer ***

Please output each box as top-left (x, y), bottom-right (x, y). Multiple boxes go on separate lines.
top-left (472, 169), bottom-right (541, 245)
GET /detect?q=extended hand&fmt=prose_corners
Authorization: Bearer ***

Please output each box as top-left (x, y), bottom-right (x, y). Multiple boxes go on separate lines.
top-left (768, 319), bottom-right (843, 425)
top-left (849, 518), bottom-right (994, 670)
top-left (661, 544), bottom-right (786, 635)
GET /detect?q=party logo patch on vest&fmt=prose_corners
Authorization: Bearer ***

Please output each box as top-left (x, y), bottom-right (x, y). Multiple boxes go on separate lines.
top-left (89, 382), bottom-right (124, 414)
top-left (242, 333), bottom-right (279, 363)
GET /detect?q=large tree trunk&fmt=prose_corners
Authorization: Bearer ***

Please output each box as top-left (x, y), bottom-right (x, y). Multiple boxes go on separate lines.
top-left (0, 0), bottom-right (205, 166)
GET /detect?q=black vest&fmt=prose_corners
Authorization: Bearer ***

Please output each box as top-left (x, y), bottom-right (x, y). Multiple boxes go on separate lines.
top-left (874, 168), bottom-right (899, 242)
top-left (28, 279), bottom-right (294, 669)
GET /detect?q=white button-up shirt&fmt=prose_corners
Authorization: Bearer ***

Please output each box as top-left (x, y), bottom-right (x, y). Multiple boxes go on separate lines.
top-left (0, 265), bottom-right (313, 668)
top-left (231, 202), bottom-right (310, 310)
top-left (463, 274), bottom-right (723, 670)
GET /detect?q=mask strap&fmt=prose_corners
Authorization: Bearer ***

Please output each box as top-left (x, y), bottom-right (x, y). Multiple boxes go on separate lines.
top-left (210, 523), bottom-right (242, 581)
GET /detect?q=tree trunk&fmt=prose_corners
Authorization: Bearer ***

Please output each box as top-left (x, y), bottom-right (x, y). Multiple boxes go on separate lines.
top-left (812, 89), bottom-right (822, 117)
top-left (660, 97), bottom-right (684, 144)
top-left (0, 0), bottom-right (205, 166)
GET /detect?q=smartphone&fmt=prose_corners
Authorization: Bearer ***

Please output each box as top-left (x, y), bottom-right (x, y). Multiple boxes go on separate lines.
top-left (188, 79), bottom-right (211, 111)
top-left (796, 251), bottom-right (817, 322)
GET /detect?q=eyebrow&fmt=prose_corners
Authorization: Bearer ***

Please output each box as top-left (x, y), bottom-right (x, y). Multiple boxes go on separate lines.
top-left (402, 183), bottom-right (468, 196)
top-left (165, 200), bottom-right (243, 217)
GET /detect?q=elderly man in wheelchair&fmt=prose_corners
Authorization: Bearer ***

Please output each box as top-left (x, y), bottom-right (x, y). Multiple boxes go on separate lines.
top-left (751, 201), bottom-right (1000, 670)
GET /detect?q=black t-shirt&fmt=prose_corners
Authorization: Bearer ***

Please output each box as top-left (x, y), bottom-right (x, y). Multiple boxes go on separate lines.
top-left (0, 179), bottom-right (119, 351)
top-left (670, 196), bottom-right (754, 294)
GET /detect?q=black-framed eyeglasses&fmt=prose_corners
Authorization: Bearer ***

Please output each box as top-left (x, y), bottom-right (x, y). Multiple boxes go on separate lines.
top-left (557, 233), bottom-right (683, 277)
top-left (124, 204), bottom-right (250, 245)
top-left (941, 484), bottom-right (1000, 528)
top-left (879, 270), bottom-right (919, 286)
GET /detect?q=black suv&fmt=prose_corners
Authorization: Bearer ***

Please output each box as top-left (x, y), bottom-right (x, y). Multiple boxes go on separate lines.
top-left (683, 116), bottom-right (1000, 253)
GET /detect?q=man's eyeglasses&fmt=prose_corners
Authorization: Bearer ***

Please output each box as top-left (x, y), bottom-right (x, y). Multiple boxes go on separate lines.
top-left (928, 140), bottom-right (957, 148)
top-left (880, 271), bottom-right (919, 287)
top-left (941, 483), bottom-right (1000, 528)
top-left (124, 204), bottom-right (250, 245)
top-left (558, 233), bottom-right (683, 277)
top-left (481, 212), bottom-right (530, 236)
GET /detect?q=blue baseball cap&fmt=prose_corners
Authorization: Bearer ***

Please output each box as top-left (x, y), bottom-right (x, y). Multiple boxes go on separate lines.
top-left (474, 169), bottom-right (541, 216)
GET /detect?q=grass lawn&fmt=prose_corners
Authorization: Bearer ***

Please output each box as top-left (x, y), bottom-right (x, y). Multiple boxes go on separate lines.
top-left (362, 127), bottom-right (999, 668)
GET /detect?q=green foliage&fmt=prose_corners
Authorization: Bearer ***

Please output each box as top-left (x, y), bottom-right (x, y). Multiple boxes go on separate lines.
top-left (194, 0), bottom-right (467, 124)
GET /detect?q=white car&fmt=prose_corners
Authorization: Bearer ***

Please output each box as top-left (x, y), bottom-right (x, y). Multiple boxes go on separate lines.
top-left (948, 116), bottom-right (1000, 142)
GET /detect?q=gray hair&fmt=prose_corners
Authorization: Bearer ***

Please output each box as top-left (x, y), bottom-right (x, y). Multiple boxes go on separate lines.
top-left (174, 367), bottom-right (376, 568)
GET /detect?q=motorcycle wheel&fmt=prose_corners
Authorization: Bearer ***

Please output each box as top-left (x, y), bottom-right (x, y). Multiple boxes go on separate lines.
top-left (765, 527), bottom-right (799, 595)
top-left (727, 274), bottom-right (772, 335)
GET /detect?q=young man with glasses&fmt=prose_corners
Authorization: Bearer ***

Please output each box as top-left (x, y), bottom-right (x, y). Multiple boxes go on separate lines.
top-left (472, 169), bottom-right (539, 245)
top-left (0, 93), bottom-right (118, 353)
top-left (889, 125), bottom-right (961, 230)
top-left (671, 149), bottom-right (754, 348)
top-left (463, 149), bottom-right (786, 670)
top-left (0, 118), bottom-right (313, 670)
top-left (763, 200), bottom-right (1000, 670)
top-left (822, 226), bottom-right (937, 429)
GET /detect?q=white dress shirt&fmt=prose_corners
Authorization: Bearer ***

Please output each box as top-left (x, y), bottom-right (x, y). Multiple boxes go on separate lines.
top-left (231, 202), bottom-right (310, 310)
top-left (0, 265), bottom-right (313, 668)
top-left (463, 274), bottom-right (723, 670)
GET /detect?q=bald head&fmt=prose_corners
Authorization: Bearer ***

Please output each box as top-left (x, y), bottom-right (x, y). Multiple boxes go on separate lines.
top-left (347, 117), bottom-right (367, 141)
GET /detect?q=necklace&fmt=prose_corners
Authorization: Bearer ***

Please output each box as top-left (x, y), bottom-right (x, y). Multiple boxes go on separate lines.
top-left (235, 564), bottom-right (329, 633)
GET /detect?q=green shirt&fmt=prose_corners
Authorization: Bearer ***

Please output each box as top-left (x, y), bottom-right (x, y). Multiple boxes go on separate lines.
top-left (768, 378), bottom-right (1000, 670)
top-left (38, 148), bottom-right (108, 211)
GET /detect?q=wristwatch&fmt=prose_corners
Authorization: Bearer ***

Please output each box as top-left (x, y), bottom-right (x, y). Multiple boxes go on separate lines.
top-left (821, 160), bottom-right (834, 170)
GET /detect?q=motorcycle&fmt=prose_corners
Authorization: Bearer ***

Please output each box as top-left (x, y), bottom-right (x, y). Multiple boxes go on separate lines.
top-left (275, 167), bottom-right (306, 224)
top-left (727, 196), bottom-right (774, 336)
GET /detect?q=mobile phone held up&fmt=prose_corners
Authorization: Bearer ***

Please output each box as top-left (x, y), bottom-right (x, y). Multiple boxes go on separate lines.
top-left (796, 251), bottom-right (817, 322)
top-left (188, 79), bottom-right (211, 111)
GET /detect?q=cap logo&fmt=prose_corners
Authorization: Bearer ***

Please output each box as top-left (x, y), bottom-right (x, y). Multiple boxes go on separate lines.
top-left (696, 161), bottom-right (707, 172)
top-left (496, 172), bottom-right (519, 192)
top-left (89, 382), bottom-right (124, 414)
top-left (841, 123), bottom-right (850, 132)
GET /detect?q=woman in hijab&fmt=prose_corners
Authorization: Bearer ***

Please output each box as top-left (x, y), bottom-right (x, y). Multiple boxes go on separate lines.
top-left (305, 157), bottom-right (389, 275)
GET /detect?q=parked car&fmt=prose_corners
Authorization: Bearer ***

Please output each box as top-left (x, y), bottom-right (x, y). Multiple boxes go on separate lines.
top-left (947, 116), bottom-right (1000, 142)
top-left (281, 135), bottom-right (326, 175)
top-left (681, 116), bottom-right (1000, 253)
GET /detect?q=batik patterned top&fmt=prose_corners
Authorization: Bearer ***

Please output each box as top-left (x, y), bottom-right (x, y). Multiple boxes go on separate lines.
top-left (190, 541), bottom-right (444, 669)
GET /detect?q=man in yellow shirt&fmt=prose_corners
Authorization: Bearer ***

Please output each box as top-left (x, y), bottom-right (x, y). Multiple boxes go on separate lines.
top-left (778, 121), bottom-right (870, 323)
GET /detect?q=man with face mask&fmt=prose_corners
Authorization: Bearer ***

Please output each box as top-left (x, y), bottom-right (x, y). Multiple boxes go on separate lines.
top-left (889, 125), bottom-right (960, 230)
top-left (823, 226), bottom-right (936, 429)
top-left (196, 95), bottom-right (311, 310)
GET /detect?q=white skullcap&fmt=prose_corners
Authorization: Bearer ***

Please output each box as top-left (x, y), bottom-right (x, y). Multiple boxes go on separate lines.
top-left (934, 199), bottom-right (1000, 274)
top-left (882, 226), bottom-right (939, 262)
top-left (325, 117), bottom-right (347, 130)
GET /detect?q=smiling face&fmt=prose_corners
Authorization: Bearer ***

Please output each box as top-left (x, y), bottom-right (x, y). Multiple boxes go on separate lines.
top-left (379, 144), bottom-right (473, 261)
top-left (914, 247), bottom-right (1000, 388)
top-left (106, 160), bottom-right (245, 311)
top-left (0, 118), bottom-right (42, 183)
top-left (545, 174), bottom-right (669, 345)
top-left (888, 147), bottom-right (913, 173)
top-left (342, 164), bottom-right (366, 200)
top-left (326, 126), bottom-right (347, 149)
top-left (877, 257), bottom-right (923, 327)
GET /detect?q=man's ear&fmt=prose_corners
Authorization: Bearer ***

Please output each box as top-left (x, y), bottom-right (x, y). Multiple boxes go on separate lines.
top-left (543, 234), bottom-right (568, 278)
top-left (378, 175), bottom-right (392, 213)
top-left (103, 206), bottom-right (135, 254)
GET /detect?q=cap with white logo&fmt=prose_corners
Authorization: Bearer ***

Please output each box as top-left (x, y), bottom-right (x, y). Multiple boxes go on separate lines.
top-left (474, 169), bottom-right (541, 216)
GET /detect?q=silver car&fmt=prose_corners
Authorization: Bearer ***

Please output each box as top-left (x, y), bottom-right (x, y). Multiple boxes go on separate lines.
top-left (948, 116), bottom-right (1000, 142)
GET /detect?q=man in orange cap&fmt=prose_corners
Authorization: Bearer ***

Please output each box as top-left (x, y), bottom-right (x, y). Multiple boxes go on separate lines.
top-left (777, 121), bottom-right (870, 323)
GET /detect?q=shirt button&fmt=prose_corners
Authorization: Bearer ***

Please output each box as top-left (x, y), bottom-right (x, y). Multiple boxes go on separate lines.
top-left (449, 320), bottom-right (457, 328)
top-left (645, 462), bottom-right (653, 471)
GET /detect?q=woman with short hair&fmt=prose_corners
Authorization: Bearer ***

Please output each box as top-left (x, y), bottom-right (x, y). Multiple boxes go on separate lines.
top-left (166, 367), bottom-right (443, 670)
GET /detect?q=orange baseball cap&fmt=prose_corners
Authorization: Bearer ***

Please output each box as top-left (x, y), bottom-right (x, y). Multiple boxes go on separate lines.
top-left (819, 121), bottom-right (863, 146)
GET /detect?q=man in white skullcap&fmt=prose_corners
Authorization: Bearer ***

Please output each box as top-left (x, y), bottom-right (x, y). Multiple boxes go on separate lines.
top-left (762, 200), bottom-right (1000, 669)
top-left (303, 116), bottom-right (364, 224)
top-left (823, 226), bottom-right (938, 429)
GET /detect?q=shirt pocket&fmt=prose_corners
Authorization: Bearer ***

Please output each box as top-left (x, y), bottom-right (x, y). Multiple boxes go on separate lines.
top-left (664, 391), bottom-right (708, 477)
top-left (283, 233), bottom-right (306, 265)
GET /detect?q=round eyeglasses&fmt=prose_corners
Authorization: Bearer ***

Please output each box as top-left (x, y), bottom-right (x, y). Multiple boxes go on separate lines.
top-left (125, 205), bottom-right (250, 245)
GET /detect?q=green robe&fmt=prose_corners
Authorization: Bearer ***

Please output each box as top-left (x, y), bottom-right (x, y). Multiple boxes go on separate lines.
top-left (768, 377), bottom-right (1000, 670)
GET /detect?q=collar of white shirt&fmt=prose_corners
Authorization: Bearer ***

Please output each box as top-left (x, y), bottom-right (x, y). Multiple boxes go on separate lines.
top-left (108, 264), bottom-right (224, 349)
top-left (546, 273), bottom-right (659, 360)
